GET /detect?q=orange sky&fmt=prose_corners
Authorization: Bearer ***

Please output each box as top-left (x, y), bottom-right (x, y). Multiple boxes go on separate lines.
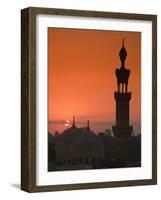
top-left (48, 28), bottom-right (141, 134)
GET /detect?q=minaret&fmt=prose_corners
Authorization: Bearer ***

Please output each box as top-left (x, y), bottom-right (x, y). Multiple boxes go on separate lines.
top-left (112, 39), bottom-right (133, 138)
top-left (72, 116), bottom-right (76, 128)
top-left (87, 120), bottom-right (90, 131)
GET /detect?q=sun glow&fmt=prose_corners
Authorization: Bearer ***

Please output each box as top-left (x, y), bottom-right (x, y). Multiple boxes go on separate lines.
top-left (64, 120), bottom-right (70, 127)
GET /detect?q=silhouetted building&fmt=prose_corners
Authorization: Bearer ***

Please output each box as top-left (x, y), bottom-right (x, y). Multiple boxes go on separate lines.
top-left (48, 133), bottom-right (56, 171)
top-left (49, 117), bottom-right (104, 171)
top-left (105, 129), bottom-right (112, 136)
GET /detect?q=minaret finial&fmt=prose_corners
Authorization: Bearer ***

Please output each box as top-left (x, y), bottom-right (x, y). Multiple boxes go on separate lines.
top-left (87, 120), bottom-right (90, 131)
top-left (72, 116), bottom-right (76, 128)
top-left (122, 38), bottom-right (125, 47)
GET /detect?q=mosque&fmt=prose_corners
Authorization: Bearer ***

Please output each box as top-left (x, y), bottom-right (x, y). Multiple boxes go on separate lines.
top-left (48, 117), bottom-right (105, 171)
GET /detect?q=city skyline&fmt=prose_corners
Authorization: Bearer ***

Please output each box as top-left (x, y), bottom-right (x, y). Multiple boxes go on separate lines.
top-left (48, 118), bottom-right (141, 135)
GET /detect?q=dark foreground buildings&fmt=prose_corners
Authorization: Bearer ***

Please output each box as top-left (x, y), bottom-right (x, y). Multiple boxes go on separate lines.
top-left (48, 40), bottom-right (141, 171)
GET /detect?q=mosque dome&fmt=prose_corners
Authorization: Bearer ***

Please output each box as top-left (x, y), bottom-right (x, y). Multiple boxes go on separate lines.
top-left (55, 118), bottom-right (104, 164)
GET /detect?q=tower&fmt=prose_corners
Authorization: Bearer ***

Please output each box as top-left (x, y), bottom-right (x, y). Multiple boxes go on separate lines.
top-left (87, 120), bottom-right (90, 131)
top-left (112, 39), bottom-right (133, 138)
top-left (72, 116), bottom-right (76, 128)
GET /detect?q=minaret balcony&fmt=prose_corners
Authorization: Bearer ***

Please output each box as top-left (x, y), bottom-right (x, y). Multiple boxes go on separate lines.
top-left (114, 91), bottom-right (131, 101)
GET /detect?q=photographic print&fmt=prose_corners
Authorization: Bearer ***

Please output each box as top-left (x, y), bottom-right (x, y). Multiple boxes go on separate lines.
top-left (48, 28), bottom-right (141, 171)
top-left (21, 7), bottom-right (157, 192)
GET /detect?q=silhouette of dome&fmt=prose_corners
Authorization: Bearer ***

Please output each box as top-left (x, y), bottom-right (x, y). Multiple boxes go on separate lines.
top-left (55, 121), bottom-right (104, 164)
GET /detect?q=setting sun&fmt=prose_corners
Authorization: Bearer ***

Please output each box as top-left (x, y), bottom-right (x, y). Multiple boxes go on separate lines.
top-left (64, 120), bottom-right (70, 127)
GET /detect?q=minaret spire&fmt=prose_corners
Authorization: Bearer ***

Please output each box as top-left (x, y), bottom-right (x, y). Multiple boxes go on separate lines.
top-left (87, 120), bottom-right (90, 131)
top-left (72, 116), bottom-right (76, 128)
top-left (122, 38), bottom-right (125, 47)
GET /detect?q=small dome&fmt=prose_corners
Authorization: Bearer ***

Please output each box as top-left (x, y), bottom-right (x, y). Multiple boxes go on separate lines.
top-left (119, 39), bottom-right (127, 63)
top-left (119, 46), bottom-right (127, 58)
